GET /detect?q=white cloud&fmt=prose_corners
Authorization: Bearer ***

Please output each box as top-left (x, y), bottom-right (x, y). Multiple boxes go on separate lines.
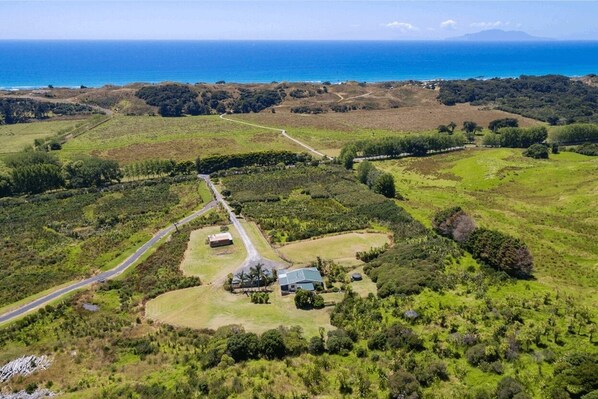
top-left (440, 19), bottom-right (457, 30)
top-left (470, 21), bottom-right (509, 29)
top-left (384, 21), bottom-right (418, 32)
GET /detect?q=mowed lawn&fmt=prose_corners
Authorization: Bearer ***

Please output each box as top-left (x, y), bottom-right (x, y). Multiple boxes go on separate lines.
top-left (60, 115), bottom-right (303, 164)
top-left (0, 118), bottom-right (87, 154)
top-left (145, 285), bottom-right (343, 337)
top-left (277, 232), bottom-right (391, 266)
top-left (180, 225), bottom-right (247, 282)
top-left (376, 148), bottom-right (598, 302)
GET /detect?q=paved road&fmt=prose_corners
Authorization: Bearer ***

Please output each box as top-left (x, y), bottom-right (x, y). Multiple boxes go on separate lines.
top-left (0, 200), bottom-right (217, 325)
top-left (219, 113), bottom-right (331, 160)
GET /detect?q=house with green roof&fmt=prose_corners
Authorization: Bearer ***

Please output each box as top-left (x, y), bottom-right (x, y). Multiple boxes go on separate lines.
top-left (278, 267), bottom-right (323, 293)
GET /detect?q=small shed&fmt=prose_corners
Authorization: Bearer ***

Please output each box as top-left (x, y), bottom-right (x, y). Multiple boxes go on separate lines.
top-left (208, 232), bottom-right (233, 247)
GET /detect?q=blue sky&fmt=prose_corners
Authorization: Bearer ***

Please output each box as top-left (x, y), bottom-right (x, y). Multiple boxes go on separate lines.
top-left (0, 1), bottom-right (596, 40)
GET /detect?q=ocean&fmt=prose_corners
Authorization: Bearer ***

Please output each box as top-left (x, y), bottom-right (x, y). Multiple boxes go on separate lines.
top-left (0, 40), bottom-right (597, 88)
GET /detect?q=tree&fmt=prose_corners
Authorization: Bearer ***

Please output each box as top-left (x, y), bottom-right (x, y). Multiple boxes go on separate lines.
top-left (259, 329), bottom-right (286, 359)
top-left (295, 289), bottom-right (313, 309)
top-left (463, 121), bottom-right (482, 141)
top-left (341, 147), bottom-right (356, 169)
top-left (356, 160), bottom-right (374, 185)
top-left (235, 270), bottom-right (248, 294)
top-left (437, 125), bottom-right (450, 134)
top-left (0, 175), bottom-right (12, 197)
top-left (226, 332), bottom-right (259, 362)
top-left (547, 115), bottom-right (560, 126)
top-left (249, 262), bottom-right (265, 291)
top-left (448, 121), bottom-right (457, 134)
top-left (373, 173), bottom-right (396, 198)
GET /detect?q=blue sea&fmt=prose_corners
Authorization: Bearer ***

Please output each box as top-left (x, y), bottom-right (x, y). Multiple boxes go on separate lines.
top-left (0, 40), bottom-right (597, 88)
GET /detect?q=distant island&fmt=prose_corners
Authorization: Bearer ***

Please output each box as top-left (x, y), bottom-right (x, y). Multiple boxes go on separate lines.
top-left (448, 29), bottom-right (551, 42)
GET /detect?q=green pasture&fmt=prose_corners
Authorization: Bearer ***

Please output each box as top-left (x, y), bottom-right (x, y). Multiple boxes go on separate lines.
top-left (376, 148), bottom-right (598, 301)
top-left (0, 118), bottom-right (87, 154)
top-left (60, 115), bottom-right (304, 164)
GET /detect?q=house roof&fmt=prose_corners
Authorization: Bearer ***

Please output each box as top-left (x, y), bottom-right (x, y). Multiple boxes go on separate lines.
top-left (296, 282), bottom-right (315, 291)
top-left (278, 267), bottom-right (323, 286)
top-left (208, 232), bottom-right (233, 242)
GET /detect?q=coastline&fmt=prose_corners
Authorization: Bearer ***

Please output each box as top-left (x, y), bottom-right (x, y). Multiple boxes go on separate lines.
top-left (0, 40), bottom-right (596, 89)
top-left (1, 72), bottom-right (594, 91)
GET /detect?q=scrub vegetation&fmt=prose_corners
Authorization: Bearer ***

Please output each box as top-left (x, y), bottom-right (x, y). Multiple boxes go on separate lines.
top-left (1, 77), bottom-right (597, 399)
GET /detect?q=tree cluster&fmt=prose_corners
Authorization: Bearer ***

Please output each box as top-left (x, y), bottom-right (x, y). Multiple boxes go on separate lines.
top-left (231, 88), bottom-right (285, 113)
top-left (339, 133), bottom-right (466, 167)
top-left (1, 152), bottom-right (122, 196)
top-left (433, 207), bottom-right (534, 278)
top-left (196, 151), bottom-right (311, 174)
top-left (136, 84), bottom-right (206, 117)
top-left (356, 160), bottom-right (397, 198)
top-left (464, 228), bottom-right (534, 278)
top-left (432, 206), bottom-right (476, 243)
top-left (290, 105), bottom-right (326, 114)
top-left (550, 123), bottom-right (598, 144)
top-left (572, 142), bottom-right (598, 156)
top-left (122, 159), bottom-right (194, 180)
top-left (438, 75), bottom-right (598, 123)
top-left (483, 126), bottom-right (548, 148)
top-left (489, 118), bottom-right (519, 132)
top-left (0, 98), bottom-right (97, 125)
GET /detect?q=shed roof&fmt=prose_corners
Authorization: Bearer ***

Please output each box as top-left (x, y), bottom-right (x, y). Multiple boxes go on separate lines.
top-left (208, 232), bottom-right (233, 242)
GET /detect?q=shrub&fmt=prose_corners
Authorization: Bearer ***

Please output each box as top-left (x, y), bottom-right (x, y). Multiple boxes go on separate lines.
top-left (573, 142), bottom-right (598, 156)
top-left (250, 292), bottom-right (270, 304)
top-left (496, 377), bottom-right (529, 399)
top-left (308, 336), bottom-right (326, 355)
top-left (294, 289), bottom-right (325, 309)
top-left (326, 329), bottom-right (353, 355)
top-left (466, 344), bottom-right (499, 367)
top-left (388, 371), bottom-right (421, 399)
top-left (523, 144), bottom-right (549, 159)
top-left (386, 324), bottom-right (423, 351)
top-left (367, 331), bottom-right (388, 350)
